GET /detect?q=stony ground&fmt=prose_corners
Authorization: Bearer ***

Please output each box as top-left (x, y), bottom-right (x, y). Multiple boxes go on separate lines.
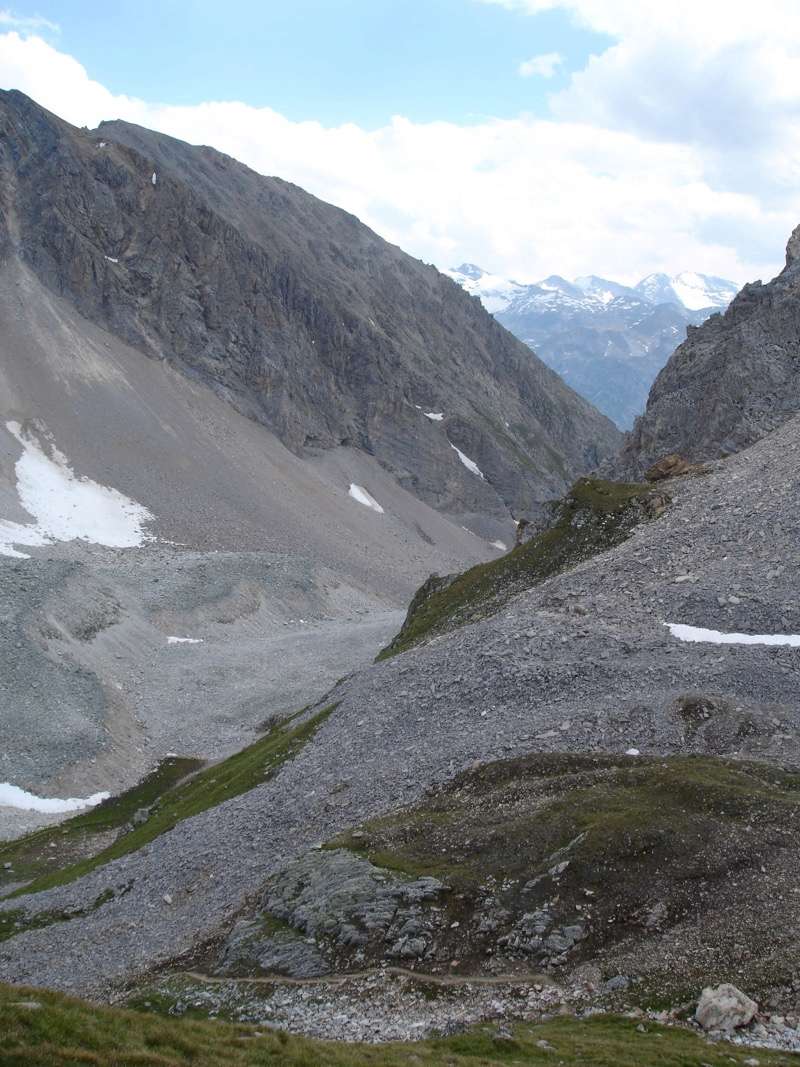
top-left (0, 538), bottom-right (402, 837)
top-left (1, 411), bottom-right (800, 1034)
top-left (125, 970), bottom-right (800, 1054)
top-left (129, 970), bottom-right (569, 1043)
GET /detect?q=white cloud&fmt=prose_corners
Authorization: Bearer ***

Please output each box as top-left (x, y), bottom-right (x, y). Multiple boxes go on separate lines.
top-left (0, 8), bottom-right (58, 32)
top-left (0, 27), bottom-right (797, 286)
top-left (518, 51), bottom-right (562, 78)
top-left (480, 1), bottom-right (800, 208)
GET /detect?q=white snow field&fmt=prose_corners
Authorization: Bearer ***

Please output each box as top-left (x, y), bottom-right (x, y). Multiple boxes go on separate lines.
top-left (348, 483), bottom-right (384, 513)
top-left (450, 443), bottom-right (484, 479)
top-left (0, 782), bottom-right (110, 814)
top-left (666, 622), bottom-right (800, 647)
top-left (0, 421), bottom-right (154, 558)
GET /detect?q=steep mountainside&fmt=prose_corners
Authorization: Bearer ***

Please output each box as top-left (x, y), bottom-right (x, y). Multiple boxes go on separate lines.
top-left (0, 90), bottom-right (619, 525)
top-left (0, 88), bottom-right (623, 839)
top-left (447, 266), bottom-right (736, 428)
top-left (618, 225), bottom-right (800, 475)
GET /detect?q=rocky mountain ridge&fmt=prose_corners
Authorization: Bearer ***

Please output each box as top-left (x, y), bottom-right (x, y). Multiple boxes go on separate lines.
top-left (617, 224), bottom-right (800, 474)
top-left (2, 88), bottom-right (800, 1064)
top-left (0, 90), bottom-right (619, 527)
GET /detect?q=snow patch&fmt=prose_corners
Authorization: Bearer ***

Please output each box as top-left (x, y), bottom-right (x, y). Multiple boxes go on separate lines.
top-left (167, 636), bottom-right (203, 645)
top-left (625, 748), bottom-right (641, 756)
top-left (104, 256), bottom-right (118, 264)
top-left (666, 622), bottom-right (800, 647)
top-left (348, 483), bottom-right (384, 514)
top-left (0, 422), bottom-right (154, 558)
top-left (0, 782), bottom-right (110, 814)
top-left (490, 540), bottom-right (507, 551)
top-left (151, 171), bottom-right (157, 186)
top-left (424, 411), bottom-right (444, 421)
top-left (450, 443), bottom-right (484, 479)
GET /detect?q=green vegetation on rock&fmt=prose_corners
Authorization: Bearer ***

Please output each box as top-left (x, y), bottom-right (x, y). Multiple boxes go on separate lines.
top-left (329, 753), bottom-right (800, 999)
top-left (1, 981), bottom-right (794, 1067)
top-left (5, 705), bottom-right (337, 900)
top-left (378, 478), bottom-right (668, 659)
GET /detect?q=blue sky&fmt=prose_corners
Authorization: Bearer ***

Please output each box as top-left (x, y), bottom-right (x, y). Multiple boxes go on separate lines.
top-left (4, 0), bottom-right (608, 125)
top-left (1, 1), bottom-right (798, 285)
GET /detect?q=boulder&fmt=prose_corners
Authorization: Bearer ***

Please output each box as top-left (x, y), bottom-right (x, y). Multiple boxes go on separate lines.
top-left (645, 454), bottom-right (692, 482)
top-left (695, 983), bottom-right (758, 1032)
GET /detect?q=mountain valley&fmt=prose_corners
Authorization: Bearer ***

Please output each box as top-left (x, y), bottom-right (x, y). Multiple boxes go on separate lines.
top-left (1, 86), bottom-right (800, 1067)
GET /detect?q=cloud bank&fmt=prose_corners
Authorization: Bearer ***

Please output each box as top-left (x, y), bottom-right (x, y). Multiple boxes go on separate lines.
top-left (1, 5), bottom-right (799, 285)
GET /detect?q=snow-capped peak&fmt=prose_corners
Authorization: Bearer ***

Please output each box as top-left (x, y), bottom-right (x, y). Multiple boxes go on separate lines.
top-left (446, 262), bottom-right (738, 317)
top-left (635, 272), bottom-right (738, 311)
top-left (444, 264), bottom-right (526, 313)
top-left (574, 275), bottom-right (640, 305)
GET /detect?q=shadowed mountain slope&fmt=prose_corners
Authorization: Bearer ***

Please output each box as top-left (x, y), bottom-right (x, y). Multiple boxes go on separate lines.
top-left (617, 225), bottom-right (800, 474)
top-left (0, 90), bottom-right (619, 524)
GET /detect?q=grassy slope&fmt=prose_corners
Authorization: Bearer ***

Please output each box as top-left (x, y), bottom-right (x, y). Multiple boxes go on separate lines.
top-left (378, 479), bottom-right (668, 660)
top-left (2, 705), bottom-right (336, 903)
top-left (1, 982), bottom-right (794, 1067)
top-left (331, 752), bottom-right (800, 883)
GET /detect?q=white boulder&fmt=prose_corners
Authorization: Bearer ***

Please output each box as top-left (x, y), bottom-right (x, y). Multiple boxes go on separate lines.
top-left (695, 983), bottom-right (758, 1032)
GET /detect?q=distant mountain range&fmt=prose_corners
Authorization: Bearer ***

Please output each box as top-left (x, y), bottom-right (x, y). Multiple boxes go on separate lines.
top-left (445, 264), bottom-right (739, 428)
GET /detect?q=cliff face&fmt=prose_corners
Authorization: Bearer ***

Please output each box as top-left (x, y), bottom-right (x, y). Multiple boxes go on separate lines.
top-left (617, 225), bottom-right (800, 475)
top-left (0, 90), bottom-right (619, 522)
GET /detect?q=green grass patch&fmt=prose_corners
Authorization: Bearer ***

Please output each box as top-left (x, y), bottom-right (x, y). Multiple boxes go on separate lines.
top-left (1, 980), bottom-right (795, 1066)
top-left (332, 754), bottom-right (800, 887)
top-left (8, 705), bottom-right (337, 900)
top-left (0, 758), bottom-right (203, 891)
top-left (378, 478), bottom-right (668, 659)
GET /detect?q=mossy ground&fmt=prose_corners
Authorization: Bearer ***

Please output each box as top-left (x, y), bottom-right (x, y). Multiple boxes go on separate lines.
top-left (1, 981), bottom-right (795, 1066)
top-left (332, 752), bottom-right (800, 884)
top-left (3, 705), bottom-right (336, 901)
top-left (378, 478), bottom-right (667, 659)
top-left (328, 753), bottom-right (800, 998)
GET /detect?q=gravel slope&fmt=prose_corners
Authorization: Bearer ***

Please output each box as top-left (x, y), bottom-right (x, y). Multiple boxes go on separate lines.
top-left (0, 256), bottom-right (496, 834)
top-left (2, 410), bottom-right (799, 996)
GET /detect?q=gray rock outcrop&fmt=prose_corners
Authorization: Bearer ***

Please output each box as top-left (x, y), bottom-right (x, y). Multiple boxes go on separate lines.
top-left (616, 224), bottom-right (800, 475)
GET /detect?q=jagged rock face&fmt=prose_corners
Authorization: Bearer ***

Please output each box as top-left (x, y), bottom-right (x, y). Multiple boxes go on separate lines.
top-left (616, 225), bottom-right (800, 475)
top-left (0, 90), bottom-right (619, 520)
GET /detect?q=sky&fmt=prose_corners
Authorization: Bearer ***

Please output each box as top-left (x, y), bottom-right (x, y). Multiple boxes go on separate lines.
top-left (1, 0), bottom-right (799, 286)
